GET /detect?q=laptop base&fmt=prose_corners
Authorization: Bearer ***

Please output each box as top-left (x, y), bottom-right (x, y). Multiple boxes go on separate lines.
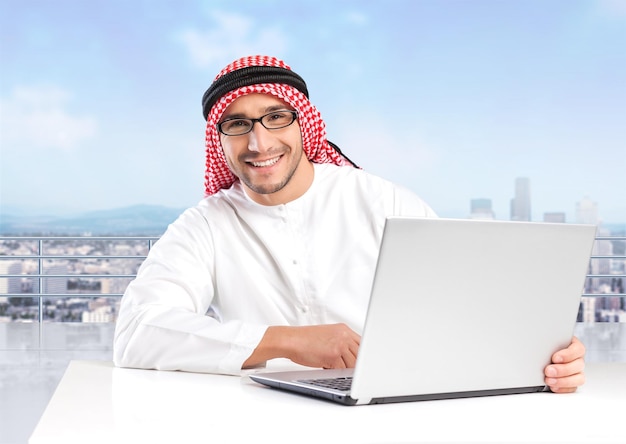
top-left (365, 385), bottom-right (548, 405)
top-left (250, 373), bottom-right (547, 406)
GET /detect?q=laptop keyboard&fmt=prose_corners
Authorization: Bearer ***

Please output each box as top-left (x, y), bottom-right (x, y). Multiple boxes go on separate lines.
top-left (298, 376), bottom-right (353, 392)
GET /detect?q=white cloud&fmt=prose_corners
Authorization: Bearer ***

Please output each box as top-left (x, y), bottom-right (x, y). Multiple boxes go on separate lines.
top-left (0, 86), bottom-right (97, 151)
top-left (177, 11), bottom-right (288, 69)
top-left (596, 0), bottom-right (626, 17)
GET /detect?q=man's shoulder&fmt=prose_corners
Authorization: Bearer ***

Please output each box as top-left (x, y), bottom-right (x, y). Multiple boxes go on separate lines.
top-left (314, 163), bottom-right (402, 197)
top-left (313, 164), bottom-right (436, 217)
top-left (195, 183), bottom-right (247, 212)
top-left (172, 184), bottom-right (244, 221)
top-left (315, 163), bottom-right (391, 185)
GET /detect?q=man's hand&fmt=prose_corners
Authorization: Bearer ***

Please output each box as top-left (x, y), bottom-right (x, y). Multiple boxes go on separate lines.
top-left (284, 324), bottom-right (361, 369)
top-left (544, 336), bottom-right (586, 393)
top-left (243, 323), bottom-right (361, 369)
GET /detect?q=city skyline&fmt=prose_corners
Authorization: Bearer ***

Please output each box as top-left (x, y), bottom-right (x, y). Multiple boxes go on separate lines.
top-left (465, 176), bottom-right (618, 226)
top-left (1, 0), bottom-right (625, 224)
top-left (2, 233), bottom-right (624, 323)
top-left (1, 176), bottom-right (623, 236)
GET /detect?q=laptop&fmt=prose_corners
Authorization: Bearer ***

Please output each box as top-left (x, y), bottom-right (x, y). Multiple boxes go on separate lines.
top-left (249, 217), bottom-right (597, 405)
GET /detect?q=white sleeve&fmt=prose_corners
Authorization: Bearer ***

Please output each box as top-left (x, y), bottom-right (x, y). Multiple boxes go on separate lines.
top-left (112, 207), bottom-right (268, 375)
top-left (392, 184), bottom-right (439, 218)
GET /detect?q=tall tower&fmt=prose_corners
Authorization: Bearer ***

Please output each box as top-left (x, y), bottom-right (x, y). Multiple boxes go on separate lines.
top-left (510, 177), bottom-right (531, 221)
top-left (576, 195), bottom-right (599, 225)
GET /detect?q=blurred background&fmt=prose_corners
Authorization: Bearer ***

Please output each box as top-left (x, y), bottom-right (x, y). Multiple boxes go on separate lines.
top-left (1, 0), bottom-right (625, 225)
top-left (1, 1), bottom-right (625, 442)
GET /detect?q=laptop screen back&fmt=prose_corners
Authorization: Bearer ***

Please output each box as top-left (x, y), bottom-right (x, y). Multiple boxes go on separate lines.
top-left (350, 218), bottom-right (596, 401)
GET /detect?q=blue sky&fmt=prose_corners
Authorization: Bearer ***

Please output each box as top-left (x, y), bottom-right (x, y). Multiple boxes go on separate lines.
top-left (1, 0), bottom-right (625, 223)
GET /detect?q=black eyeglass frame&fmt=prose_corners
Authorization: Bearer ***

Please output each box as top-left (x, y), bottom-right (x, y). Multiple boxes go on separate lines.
top-left (217, 110), bottom-right (298, 136)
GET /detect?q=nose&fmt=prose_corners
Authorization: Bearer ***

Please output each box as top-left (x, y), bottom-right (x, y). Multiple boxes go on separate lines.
top-left (247, 122), bottom-right (273, 153)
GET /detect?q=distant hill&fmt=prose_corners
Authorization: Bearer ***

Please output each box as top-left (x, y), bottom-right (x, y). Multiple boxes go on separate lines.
top-left (2, 204), bottom-right (624, 236)
top-left (0, 205), bottom-right (185, 235)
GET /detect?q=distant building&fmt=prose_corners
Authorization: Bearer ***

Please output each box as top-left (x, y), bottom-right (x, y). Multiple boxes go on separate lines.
top-left (543, 212), bottom-right (566, 223)
top-left (576, 195), bottom-right (599, 225)
top-left (0, 261), bottom-right (24, 294)
top-left (589, 226), bottom-right (613, 295)
top-left (469, 198), bottom-right (495, 220)
top-left (43, 263), bottom-right (68, 294)
top-left (579, 297), bottom-right (596, 323)
top-left (83, 299), bottom-right (115, 323)
top-left (510, 177), bottom-right (531, 221)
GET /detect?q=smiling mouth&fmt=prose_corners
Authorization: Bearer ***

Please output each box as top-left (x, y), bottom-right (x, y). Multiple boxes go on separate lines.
top-left (249, 156), bottom-right (281, 167)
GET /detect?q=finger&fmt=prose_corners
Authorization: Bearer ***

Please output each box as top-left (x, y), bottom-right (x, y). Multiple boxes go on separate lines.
top-left (342, 354), bottom-right (356, 368)
top-left (545, 357), bottom-right (585, 379)
top-left (552, 337), bottom-right (585, 364)
top-left (336, 358), bottom-right (348, 369)
top-left (323, 357), bottom-right (347, 369)
top-left (549, 386), bottom-right (578, 394)
top-left (345, 344), bottom-right (360, 368)
top-left (546, 372), bottom-right (586, 393)
top-left (349, 338), bottom-right (360, 356)
top-left (335, 343), bottom-right (357, 369)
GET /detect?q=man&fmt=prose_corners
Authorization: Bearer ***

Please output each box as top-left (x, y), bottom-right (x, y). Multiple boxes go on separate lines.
top-left (113, 55), bottom-right (585, 393)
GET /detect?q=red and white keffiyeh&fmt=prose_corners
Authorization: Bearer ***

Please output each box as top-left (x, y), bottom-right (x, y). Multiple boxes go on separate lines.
top-left (203, 55), bottom-right (354, 197)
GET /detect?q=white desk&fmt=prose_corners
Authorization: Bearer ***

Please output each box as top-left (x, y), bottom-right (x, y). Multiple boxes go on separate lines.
top-left (30, 361), bottom-right (626, 443)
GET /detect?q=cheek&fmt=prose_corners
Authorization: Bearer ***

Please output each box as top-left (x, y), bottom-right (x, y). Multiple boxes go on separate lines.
top-left (219, 137), bottom-right (238, 160)
top-left (218, 135), bottom-right (227, 155)
top-left (221, 147), bottom-right (237, 169)
top-left (220, 140), bottom-right (248, 173)
top-left (284, 124), bottom-right (303, 150)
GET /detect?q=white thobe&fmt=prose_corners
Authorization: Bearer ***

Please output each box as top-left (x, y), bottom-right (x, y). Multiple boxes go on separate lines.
top-left (113, 163), bottom-right (436, 375)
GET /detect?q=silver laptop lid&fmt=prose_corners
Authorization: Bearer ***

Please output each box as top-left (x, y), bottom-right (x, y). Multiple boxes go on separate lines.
top-left (350, 217), bottom-right (596, 402)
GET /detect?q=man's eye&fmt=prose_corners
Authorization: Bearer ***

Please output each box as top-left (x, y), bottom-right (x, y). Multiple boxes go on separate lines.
top-left (223, 120), bottom-right (247, 130)
top-left (267, 112), bottom-right (291, 123)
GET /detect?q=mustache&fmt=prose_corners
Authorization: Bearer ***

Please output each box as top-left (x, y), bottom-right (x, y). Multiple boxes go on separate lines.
top-left (240, 147), bottom-right (287, 163)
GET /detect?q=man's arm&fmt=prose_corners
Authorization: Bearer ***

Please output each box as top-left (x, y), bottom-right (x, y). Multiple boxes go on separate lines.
top-left (243, 323), bottom-right (361, 369)
top-left (114, 207), bottom-right (268, 375)
top-left (544, 336), bottom-right (586, 393)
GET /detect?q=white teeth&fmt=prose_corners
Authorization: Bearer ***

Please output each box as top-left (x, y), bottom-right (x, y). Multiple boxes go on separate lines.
top-left (251, 157), bottom-right (280, 167)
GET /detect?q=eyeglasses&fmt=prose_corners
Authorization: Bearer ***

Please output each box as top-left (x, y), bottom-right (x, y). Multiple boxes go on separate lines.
top-left (217, 110), bottom-right (298, 136)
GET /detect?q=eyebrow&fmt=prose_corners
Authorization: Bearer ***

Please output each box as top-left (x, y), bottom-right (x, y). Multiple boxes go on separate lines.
top-left (221, 104), bottom-right (293, 121)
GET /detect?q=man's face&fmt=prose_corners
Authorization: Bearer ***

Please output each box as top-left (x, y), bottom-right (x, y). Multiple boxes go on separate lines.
top-left (218, 93), bottom-right (313, 205)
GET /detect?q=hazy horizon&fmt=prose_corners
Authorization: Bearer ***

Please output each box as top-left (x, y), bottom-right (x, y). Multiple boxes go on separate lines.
top-left (1, 0), bottom-right (625, 224)
top-left (3, 195), bottom-right (625, 227)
